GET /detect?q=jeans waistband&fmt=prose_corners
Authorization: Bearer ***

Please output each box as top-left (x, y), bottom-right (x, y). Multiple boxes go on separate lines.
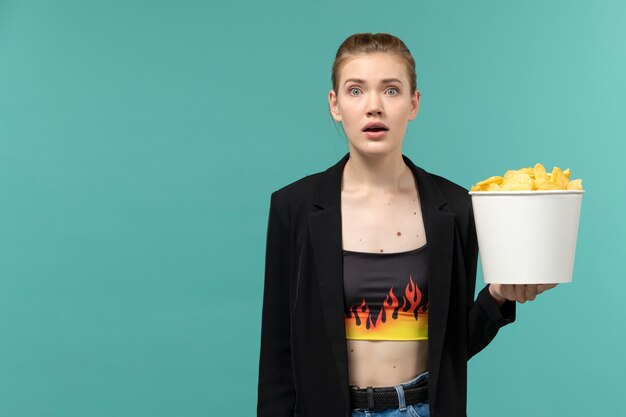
top-left (400, 370), bottom-right (429, 388)
top-left (351, 371), bottom-right (428, 411)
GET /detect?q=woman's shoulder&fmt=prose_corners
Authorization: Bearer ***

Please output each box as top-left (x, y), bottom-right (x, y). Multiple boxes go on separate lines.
top-left (428, 171), bottom-right (469, 199)
top-left (417, 167), bottom-right (471, 215)
top-left (268, 164), bottom-right (333, 217)
top-left (270, 171), bottom-right (322, 201)
top-left (269, 152), bottom-right (349, 201)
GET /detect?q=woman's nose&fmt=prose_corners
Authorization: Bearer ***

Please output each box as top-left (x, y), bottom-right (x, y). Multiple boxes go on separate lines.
top-left (367, 107), bottom-right (383, 116)
top-left (366, 95), bottom-right (384, 116)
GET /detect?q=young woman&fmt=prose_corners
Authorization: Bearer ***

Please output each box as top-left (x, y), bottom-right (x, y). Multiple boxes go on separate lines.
top-left (257, 32), bottom-right (556, 417)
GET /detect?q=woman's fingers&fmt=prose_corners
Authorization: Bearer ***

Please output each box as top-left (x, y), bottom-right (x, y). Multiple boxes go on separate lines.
top-left (499, 285), bottom-right (525, 303)
top-left (537, 283), bottom-right (558, 294)
top-left (524, 285), bottom-right (538, 301)
top-left (514, 285), bottom-right (527, 303)
top-left (497, 283), bottom-right (558, 303)
top-left (498, 284), bottom-right (514, 301)
top-left (503, 285), bottom-right (523, 302)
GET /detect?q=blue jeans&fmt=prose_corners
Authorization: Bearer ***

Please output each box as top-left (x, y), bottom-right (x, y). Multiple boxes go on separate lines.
top-left (350, 371), bottom-right (430, 417)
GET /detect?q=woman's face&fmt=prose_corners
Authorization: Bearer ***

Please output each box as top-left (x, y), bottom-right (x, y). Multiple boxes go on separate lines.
top-left (328, 52), bottom-right (420, 157)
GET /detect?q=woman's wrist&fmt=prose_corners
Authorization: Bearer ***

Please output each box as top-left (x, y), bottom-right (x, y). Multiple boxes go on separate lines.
top-left (488, 284), bottom-right (507, 308)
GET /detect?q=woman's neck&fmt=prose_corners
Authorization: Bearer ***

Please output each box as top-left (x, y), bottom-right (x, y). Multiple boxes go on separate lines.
top-left (341, 150), bottom-right (411, 194)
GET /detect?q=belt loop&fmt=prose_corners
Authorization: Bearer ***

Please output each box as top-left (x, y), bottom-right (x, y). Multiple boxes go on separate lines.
top-left (394, 385), bottom-right (407, 411)
top-left (366, 386), bottom-right (374, 409)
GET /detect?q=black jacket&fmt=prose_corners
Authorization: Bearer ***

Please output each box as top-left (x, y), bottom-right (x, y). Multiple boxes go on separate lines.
top-left (257, 152), bottom-right (516, 417)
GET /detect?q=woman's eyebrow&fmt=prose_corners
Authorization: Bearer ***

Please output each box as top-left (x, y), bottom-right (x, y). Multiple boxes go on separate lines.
top-left (343, 78), bottom-right (404, 85)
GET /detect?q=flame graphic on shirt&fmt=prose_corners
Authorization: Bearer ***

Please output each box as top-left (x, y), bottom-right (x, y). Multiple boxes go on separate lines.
top-left (345, 275), bottom-right (428, 340)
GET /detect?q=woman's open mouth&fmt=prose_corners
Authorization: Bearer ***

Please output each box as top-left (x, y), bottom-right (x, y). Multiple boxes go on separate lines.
top-left (362, 122), bottom-right (389, 139)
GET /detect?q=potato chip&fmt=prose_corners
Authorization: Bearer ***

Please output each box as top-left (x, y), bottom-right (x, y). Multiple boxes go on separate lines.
top-left (503, 170), bottom-right (519, 179)
top-left (549, 167), bottom-right (569, 189)
top-left (500, 172), bottom-right (533, 190)
top-left (567, 179), bottom-right (583, 190)
top-left (535, 177), bottom-right (561, 190)
top-left (563, 168), bottom-right (570, 179)
top-left (476, 176), bottom-right (502, 187)
top-left (471, 175), bottom-right (503, 191)
top-left (533, 163), bottom-right (548, 181)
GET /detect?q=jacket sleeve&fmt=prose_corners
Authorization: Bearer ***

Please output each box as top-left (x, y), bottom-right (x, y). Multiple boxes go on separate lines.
top-left (257, 192), bottom-right (296, 417)
top-left (465, 198), bottom-right (516, 360)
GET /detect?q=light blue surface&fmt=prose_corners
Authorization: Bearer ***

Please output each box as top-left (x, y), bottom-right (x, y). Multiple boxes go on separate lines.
top-left (1, 0), bottom-right (624, 416)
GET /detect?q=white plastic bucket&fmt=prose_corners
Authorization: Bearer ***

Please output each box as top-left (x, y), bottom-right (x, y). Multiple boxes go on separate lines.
top-left (469, 190), bottom-right (584, 284)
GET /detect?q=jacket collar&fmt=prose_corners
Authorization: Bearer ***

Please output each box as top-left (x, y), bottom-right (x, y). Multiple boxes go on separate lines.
top-left (308, 152), bottom-right (455, 411)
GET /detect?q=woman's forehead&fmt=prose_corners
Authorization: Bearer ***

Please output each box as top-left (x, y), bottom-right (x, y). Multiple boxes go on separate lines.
top-left (340, 53), bottom-right (408, 83)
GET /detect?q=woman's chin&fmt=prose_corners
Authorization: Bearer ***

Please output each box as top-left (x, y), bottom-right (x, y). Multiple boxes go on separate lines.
top-left (347, 140), bottom-right (403, 157)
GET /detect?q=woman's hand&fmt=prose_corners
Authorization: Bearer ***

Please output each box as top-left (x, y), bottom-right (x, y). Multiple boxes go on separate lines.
top-left (489, 283), bottom-right (558, 306)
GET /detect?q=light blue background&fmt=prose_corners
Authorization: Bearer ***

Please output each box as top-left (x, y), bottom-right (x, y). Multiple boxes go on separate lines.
top-left (1, 0), bottom-right (624, 416)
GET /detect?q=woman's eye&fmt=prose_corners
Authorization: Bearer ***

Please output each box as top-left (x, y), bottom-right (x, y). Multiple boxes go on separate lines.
top-left (387, 87), bottom-right (399, 96)
top-left (349, 87), bottom-right (361, 95)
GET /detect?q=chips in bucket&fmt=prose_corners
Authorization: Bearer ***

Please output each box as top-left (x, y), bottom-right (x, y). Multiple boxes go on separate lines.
top-left (471, 163), bottom-right (583, 191)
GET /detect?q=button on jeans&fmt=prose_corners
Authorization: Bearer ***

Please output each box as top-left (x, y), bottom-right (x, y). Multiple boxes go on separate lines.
top-left (350, 370), bottom-right (430, 417)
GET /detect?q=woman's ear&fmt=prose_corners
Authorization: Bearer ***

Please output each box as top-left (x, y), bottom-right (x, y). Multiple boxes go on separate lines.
top-left (408, 89), bottom-right (420, 121)
top-left (328, 89), bottom-right (342, 122)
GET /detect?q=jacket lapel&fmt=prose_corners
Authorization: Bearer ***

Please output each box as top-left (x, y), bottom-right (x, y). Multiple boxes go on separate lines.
top-left (417, 175), bottom-right (455, 408)
top-left (308, 152), bottom-right (455, 410)
top-left (308, 154), bottom-right (350, 408)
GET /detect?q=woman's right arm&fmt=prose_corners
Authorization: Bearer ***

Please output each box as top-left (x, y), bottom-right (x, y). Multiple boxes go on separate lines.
top-left (257, 191), bottom-right (296, 417)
